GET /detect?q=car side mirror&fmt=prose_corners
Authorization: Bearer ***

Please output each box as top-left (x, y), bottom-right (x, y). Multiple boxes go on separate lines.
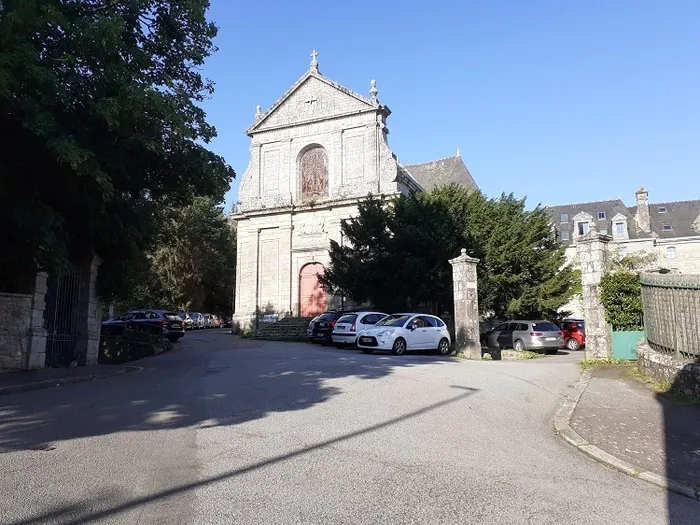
top-left (408, 324), bottom-right (416, 331)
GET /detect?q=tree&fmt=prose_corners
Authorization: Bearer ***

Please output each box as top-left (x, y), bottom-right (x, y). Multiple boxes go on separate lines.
top-left (428, 185), bottom-right (575, 319)
top-left (0, 0), bottom-right (233, 295)
top-left (111, 197), bottom-right (236, 314)
top-left (322, 185), bottom-right (576, 319)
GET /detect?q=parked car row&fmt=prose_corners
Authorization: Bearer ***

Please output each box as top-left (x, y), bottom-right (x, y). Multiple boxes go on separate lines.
top-left (480, 317), bottom-right (586, 353)
top-left (178, 312), bottom-right (231, 330)
top-left (102, 310), bottom-right (186, 342)
top-left (102, 309), bottom-right (233, 344)
top-left (307, 311), bottom-right (453, 356)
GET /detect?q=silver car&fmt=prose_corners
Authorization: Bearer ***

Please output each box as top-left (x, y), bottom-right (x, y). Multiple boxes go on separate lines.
top-left (483, 320), bottom-right (563, 354)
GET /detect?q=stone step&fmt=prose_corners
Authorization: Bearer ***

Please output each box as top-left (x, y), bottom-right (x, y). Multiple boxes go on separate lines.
top-left (253, 317), bottom-right (313, 342)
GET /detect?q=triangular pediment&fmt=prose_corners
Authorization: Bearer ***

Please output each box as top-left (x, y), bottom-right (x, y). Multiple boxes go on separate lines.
top-left (247, 71), bottom-right (376, 134)
top-left (611, 212), bottom-right (627, 222)
top-left (572, 211), bottom-right (593, 222)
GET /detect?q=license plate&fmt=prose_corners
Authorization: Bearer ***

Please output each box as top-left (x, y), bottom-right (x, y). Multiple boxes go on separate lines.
top-left (546, 337), bottom-right (556, 341)
top-left (360, 337), bottom-right (372, 344)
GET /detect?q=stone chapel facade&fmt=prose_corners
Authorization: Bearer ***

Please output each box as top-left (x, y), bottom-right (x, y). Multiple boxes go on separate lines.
top-left (232, 53), bottom-right (476, 330)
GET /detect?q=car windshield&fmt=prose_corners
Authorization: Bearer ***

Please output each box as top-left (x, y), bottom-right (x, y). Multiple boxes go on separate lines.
top-left (319, 313), bottom-right (340, 321)
top-left (337, 314), bottom-right (357, 324)
top-left (376, 315), bottom-right (411, 327)
top-left (533, 322), bottom-right (560, 332)
top-left (165, 312), bottom-right (180, 320)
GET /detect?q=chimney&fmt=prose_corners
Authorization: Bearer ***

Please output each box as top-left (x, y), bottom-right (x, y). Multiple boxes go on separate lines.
top-left (635, 187), bottom-right (651, 233)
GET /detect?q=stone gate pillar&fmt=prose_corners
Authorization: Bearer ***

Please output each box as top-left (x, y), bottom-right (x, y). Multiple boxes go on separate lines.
top-left (449, 249), bottom-right (481, 359)
top-left (576, 232), bottom-right (612, 359)
top-left (25, 272), bottom-right (49, 369)
top-left (75, 254), bottom-right (103, 365)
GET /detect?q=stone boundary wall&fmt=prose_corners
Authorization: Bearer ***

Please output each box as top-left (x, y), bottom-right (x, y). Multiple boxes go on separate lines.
top-left (637, 340), bottom-right (700, 397)
top-left (640, 272), bottom-right (700, 360)
top-left (0, 292), bottom-right (33, 370)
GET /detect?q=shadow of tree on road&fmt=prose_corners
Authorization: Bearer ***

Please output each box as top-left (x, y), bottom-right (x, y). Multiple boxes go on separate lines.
top-left (2, 335), bottom-right (477, 525)
top-left (0, 333), bottom-right (464, 453)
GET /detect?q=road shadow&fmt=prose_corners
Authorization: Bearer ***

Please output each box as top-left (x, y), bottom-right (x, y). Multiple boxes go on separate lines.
top-left (0, 332), bottom-right (466, 453)
top-left (3, 330), bottom-right (478, 525)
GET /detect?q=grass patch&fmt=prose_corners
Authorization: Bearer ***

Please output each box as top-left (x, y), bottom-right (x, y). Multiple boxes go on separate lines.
top-left (631, 366), bottom-right (700, 406)
top-left (579, 357), bottom-right (628, 369)
top-left (520, 350), bottom-right (547, 359)
top-left (481, 353), bottom-right (493, 361)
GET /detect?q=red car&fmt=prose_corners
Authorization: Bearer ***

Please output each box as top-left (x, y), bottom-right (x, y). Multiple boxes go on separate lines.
top-left (558, 319), bottom-right (586, 350)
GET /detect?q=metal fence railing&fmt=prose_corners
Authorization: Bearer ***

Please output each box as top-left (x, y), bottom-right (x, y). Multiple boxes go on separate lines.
top-left (640, 273), bottom-right (700, 361)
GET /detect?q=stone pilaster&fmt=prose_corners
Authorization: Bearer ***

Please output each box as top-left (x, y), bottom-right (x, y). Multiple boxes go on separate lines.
top-left (449, 249), bottom-right (481, 359)
top-left (576, 233), bottom-right (613, 359)
top-left (74, 254), bottom-right (103, 365)
top-left (25, 272), bottom-right (48, 369)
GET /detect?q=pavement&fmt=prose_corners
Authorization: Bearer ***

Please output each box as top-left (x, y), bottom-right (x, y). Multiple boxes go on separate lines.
top-left (568, 364), bottom-right (700, 494)
top-left (0, 331), bottom-right (698, 524)
top-left (0, 363), bottom-right (137, 396)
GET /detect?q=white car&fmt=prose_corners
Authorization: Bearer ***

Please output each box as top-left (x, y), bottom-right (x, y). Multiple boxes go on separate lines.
top-left (331, 312), bottom-right (388, 347)
top-left (357, 313), bottom-right (452, 356)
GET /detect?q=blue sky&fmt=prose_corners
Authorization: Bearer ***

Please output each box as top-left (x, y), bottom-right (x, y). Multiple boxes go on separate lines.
top-left (199, 0), bottom-right (700, 211)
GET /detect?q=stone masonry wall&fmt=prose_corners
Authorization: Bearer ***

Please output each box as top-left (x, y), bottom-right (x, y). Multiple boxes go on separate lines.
top-left (0, 292), bottom-right (33, 370)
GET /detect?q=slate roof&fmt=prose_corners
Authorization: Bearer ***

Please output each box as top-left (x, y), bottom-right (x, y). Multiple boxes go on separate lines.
top-left (547, 200), bottom-right (646, 246)
top-left (404, 155), bottom-right (478, 192)
top-left (548, 197), bottom-right (700, 246)
top-left (640, 200), bottom-right (700, 239)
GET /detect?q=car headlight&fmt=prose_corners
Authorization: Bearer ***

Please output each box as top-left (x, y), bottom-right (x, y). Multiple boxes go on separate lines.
top-left (376, 329), bottom-right (395, 337)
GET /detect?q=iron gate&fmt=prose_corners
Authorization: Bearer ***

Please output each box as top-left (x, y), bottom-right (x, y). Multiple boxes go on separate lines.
top-left (44, 270), bottom-right (82, 367)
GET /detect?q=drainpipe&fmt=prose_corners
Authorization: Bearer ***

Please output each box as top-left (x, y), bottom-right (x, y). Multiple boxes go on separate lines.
top-left (255, 228), bottom-right (261, 332)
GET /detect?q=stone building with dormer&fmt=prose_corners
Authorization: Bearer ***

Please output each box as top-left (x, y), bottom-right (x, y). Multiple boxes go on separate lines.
top-left (548, 188), bottom-right (700, 316)
top-left (232, 53), bottom-right (477, 330)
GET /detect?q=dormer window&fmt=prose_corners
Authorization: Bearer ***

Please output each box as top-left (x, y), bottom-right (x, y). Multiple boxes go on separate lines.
top-left (662, 224), bottom-right (673, 231)
top-left (578, 222), bottom-right (590, 236)
top-left (597, 211), bottom-right (606, 219)
top-left (560, 213), bottom-right (568, 223)
top-left (615, 222), bottom-right (625, 235)
top-left (658, 207), bottom-right (667, 213)
top-left (610, 213), bottom-right (629, 240)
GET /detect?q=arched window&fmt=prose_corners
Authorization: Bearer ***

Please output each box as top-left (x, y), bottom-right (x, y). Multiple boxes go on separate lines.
top-left (300, 146), bottom-right (328, 200)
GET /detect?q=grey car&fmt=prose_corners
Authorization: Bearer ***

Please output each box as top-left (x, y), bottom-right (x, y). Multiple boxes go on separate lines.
top-left (483, 320), bottom-right (564, 354)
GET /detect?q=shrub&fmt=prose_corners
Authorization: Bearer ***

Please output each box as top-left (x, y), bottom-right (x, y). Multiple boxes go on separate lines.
top-left (599, 271), bottom-right (643, 331)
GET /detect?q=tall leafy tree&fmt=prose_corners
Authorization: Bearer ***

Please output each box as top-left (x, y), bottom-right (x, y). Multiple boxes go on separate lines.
top-left (111, 197), bottom-right (236, 314)
top-left (323, 185), bottom-right (575, 319)
top-left (0, 0), bottom-right (233, 294)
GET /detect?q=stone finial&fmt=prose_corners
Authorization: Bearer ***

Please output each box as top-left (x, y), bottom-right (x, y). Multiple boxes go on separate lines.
top-left (456, 148), bottom-right (460, 157)
top-left (255, 105), bottom-right (262, 119)
top-left (369, 79), bottom-right (378, 105)
top-left (310, 49), bottom-right (319, 71)
top-left (460, 248), bottom-right (467, 256)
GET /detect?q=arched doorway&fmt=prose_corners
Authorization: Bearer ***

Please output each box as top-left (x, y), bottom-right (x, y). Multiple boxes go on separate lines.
top-left (299, 262), bottom-right (327, 317)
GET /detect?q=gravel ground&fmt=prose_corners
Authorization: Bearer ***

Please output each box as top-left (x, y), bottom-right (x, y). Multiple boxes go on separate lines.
top-left (0, 331), bottom-right (697, 524)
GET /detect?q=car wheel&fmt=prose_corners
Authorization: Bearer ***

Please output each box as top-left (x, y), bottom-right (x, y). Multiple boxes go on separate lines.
top-left (361, 348), bottom-right (374, 354)
top-left (392, 338), bottom-right (407, 356)
top-left (513, 339), bottom-right (525, 351)
top-left (437, 338), bottom-right (451, 356)
top-left (566, 338), bottom-right (581, 350)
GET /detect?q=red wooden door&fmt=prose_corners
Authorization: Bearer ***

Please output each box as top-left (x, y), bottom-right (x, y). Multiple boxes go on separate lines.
top-left (299, 263), bottom-right (327, 317)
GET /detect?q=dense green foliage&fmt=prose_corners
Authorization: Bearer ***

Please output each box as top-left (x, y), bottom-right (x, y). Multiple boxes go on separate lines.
top-left (321, 185), bottom-right (575, 318)
top-left (0, 0), bottom-right (233, 294)
top-left (112, 197), bottom-right (236, 314)
top-left (600, 271), bottom-right (644, 331)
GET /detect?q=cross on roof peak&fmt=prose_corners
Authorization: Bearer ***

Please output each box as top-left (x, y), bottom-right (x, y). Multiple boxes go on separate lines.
top-left (310, 49), bottom-right (319, 71)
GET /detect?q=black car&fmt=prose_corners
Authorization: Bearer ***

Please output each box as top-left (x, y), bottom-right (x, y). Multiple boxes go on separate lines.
top-left (101, 310), bottom-right (185, 342)
top-left (307, 311), bottom-right (351, 344)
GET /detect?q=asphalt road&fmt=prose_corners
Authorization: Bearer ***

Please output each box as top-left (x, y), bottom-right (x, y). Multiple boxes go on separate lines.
top-left (1, 331), bottom-right (697, 524)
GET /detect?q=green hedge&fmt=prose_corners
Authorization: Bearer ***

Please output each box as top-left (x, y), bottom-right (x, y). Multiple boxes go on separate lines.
top-left (600, 271), bottom-right (643, 331)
